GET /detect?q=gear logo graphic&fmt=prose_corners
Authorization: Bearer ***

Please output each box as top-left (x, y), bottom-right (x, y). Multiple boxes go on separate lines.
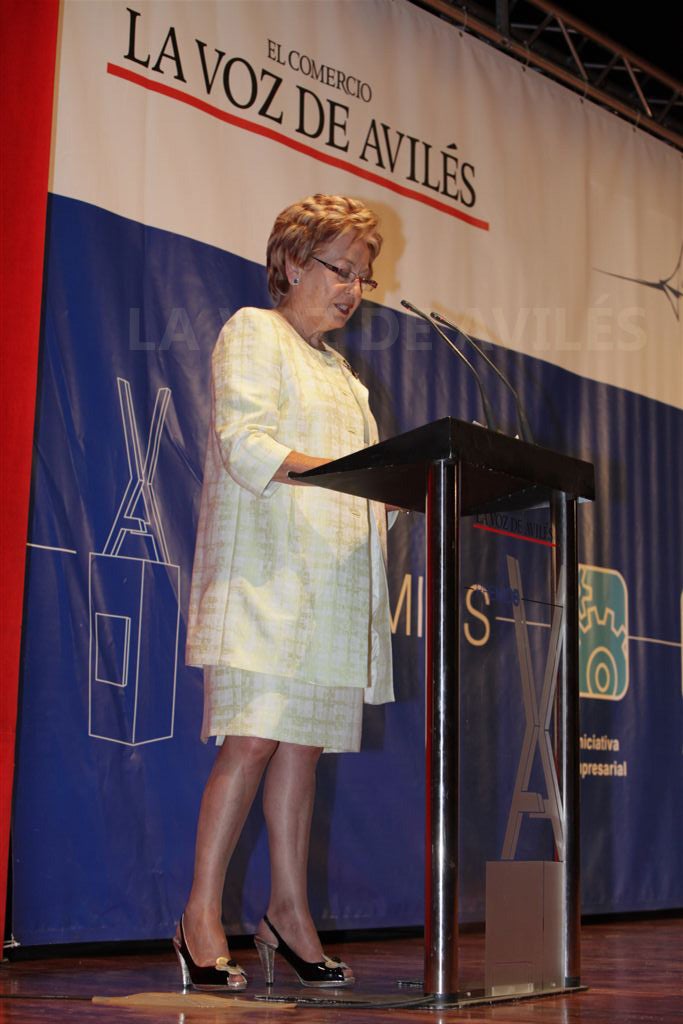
top-left (578, 565), bottom-right (629, 700)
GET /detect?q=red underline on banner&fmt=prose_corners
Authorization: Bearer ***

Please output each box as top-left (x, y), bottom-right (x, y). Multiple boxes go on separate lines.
top-left (473, 523), bottom-right (557, 547)
top-left (106, 63), bottom-right (490, 232)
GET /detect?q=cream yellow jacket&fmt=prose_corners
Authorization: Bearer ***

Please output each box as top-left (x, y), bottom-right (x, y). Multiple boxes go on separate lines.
top-left (186, 307), bottom-right (394, 705)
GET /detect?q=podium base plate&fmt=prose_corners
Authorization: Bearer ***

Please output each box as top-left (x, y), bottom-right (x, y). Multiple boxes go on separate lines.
top-left (394, 980), bottom-right (587, 1008)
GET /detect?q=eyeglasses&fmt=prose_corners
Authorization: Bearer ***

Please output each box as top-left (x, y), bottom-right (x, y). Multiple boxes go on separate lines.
top-left (311, 257), bottom-right (377, 293)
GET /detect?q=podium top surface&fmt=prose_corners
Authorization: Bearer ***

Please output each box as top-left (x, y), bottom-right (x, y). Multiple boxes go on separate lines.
top-left (292, 417), bottom-right (595, 513)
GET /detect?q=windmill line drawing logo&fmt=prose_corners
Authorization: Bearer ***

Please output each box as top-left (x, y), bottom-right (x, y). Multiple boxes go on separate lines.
top-left (596, 243), bottom-right (682, 322)
top-left (88, 377), bottom-right (180, 746)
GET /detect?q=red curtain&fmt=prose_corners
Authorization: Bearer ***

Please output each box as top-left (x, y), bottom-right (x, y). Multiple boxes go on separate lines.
top-left (0, 0), bottom-right (59, 936)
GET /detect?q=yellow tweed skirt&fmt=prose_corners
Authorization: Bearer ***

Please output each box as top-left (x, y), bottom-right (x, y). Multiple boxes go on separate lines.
top-left (201, 665), bottom-right (364, 753)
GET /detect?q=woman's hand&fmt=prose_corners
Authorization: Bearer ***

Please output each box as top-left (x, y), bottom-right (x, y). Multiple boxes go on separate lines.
top-left (271, 451), bottom-right (331, 485)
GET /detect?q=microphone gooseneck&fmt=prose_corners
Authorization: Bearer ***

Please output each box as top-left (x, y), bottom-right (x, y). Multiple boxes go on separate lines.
top-left (430, 311), bottom-right (534, 443)
top-left (400, 298), bottom-right (497, 433)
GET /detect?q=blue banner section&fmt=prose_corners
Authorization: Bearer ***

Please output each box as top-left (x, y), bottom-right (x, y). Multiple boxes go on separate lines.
top-left (12, 195), bottom-right (682, 944)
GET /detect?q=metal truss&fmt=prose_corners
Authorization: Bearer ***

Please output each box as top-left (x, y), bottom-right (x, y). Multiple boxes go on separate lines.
top-left (413, 0), bottom-right (683, 151)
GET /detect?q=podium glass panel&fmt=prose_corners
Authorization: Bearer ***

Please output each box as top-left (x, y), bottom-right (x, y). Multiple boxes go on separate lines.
top-left (459, 501), bottom-right (568, 998)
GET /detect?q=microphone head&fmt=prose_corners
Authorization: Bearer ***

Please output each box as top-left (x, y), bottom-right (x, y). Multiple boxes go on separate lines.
top-left (401, 298), bottom-right (429, 319)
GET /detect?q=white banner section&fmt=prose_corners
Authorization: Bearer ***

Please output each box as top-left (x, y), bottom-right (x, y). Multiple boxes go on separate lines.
top-left (51, 0), bottom-right (683, 407)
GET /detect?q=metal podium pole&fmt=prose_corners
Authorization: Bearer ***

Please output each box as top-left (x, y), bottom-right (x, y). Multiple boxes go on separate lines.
top-left (552, 493), bottom-right (582, 987)
top-left (424, 458), bottom-right (460, 999)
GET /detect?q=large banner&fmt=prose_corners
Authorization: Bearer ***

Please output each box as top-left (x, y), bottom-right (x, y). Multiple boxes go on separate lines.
top-left (12, 0), bottom-right (682, 944)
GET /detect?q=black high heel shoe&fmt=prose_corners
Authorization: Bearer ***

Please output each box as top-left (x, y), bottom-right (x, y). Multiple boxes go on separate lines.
top-left (173, 915), bottom-right (247, 992)
top-left (254, 913), bottom-right (354, 988)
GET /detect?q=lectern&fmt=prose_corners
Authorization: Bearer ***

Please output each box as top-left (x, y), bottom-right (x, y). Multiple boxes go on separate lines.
top-left (295, 418), bottom-right (595, 1004)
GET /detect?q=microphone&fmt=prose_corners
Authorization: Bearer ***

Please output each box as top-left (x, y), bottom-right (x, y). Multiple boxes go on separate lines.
top-left (430, 311), bottom-right (535, 444)
top-left (401, 298), bottom-right (497, 432)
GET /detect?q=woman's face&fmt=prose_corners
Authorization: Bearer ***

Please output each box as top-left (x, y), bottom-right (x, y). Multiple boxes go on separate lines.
top-left (288, 232), bottom-right (371, 339)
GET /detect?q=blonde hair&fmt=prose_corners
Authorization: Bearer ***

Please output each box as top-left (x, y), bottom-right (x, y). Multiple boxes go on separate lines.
top-left (266, 194), bottom-right (382, 302)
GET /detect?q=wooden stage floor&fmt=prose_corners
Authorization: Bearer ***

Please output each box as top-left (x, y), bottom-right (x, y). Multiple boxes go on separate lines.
top-left (1, 916), bottom-right (681, 1022)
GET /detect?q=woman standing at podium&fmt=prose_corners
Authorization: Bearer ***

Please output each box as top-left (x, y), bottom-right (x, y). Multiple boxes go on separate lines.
top-left (177, 195), bottom-right (394, 991)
